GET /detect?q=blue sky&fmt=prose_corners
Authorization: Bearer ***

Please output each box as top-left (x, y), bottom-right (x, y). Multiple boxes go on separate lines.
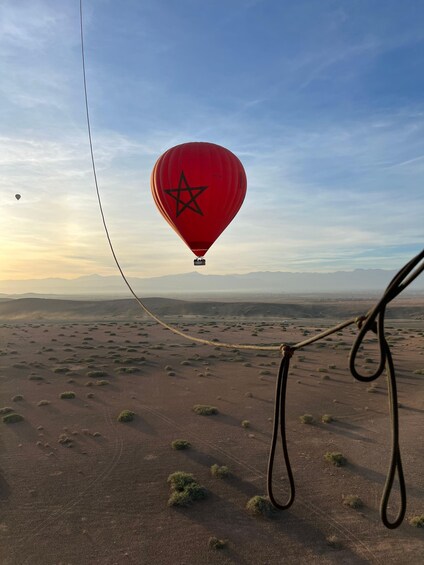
top-left (1, 0), bottom-right (423, 280)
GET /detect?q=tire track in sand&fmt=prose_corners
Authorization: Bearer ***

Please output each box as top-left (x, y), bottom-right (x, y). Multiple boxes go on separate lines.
top-left (18, 405), bottom-right (124, 565)
top-left (141, 404), bottom-right (381, 565)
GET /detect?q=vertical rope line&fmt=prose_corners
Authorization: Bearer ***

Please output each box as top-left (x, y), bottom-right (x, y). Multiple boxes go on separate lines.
top-left (379, 321), bottom-right (406, 528)
top-left (267, 348), bottom-right (295, 509)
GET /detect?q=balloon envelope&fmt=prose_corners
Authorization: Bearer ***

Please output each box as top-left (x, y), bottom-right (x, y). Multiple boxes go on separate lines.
top-left (151, 142), bottom-right (247, 257)
top-left (15, 194), bottom-right (21, 200)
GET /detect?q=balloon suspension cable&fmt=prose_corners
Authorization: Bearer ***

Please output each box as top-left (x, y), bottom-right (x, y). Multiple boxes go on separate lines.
top-left (80, 0), bottom-right (423, 530)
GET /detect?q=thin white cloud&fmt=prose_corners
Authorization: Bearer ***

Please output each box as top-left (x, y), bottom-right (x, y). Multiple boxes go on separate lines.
top-left (1, 1), bottom-right (423, 280)
top-left (388, 154), bottom-right (424, 168)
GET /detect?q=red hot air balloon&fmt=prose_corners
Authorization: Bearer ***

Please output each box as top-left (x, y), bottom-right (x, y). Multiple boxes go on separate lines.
top-left (151, 142), bottom-right (247, 266)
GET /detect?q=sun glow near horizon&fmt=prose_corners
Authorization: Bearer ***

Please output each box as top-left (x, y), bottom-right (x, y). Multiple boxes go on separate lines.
top-left (1, 1), bottom-right (423, 282)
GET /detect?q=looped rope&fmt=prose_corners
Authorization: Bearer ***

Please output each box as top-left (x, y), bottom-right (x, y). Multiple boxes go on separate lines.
top-left (267, 249), bottom-right (423, 529)
top-left (347, 249), bottom-right (423, 528)
top-left (267, 346), bottom-right (295, 509)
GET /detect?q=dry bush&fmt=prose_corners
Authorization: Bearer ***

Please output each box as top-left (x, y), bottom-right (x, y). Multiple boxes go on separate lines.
top-left (171, 439), bottom-right (191, 450)
top-left (58, 434), bottom-right (73, 446)
top-left (167, 471), bottom-right (207, 507)
top-left (409, 514), bottom-right (424, 527)
top-left (117, 409), bottom-right (135, 422)
top-left (208, 537), bottom-right (227, 550)
top-left (192, 405), bottom-right (218, 416)
top-left (342, 494), bottom-right (363, 509)
top-left (3, 413), bottom-right (24, 424)
top-left (324, 452), bottom-right (347, 467)
top-left (210, 464), bottom-right (230, 478)
top-left (300, 414), bottom-right (314, 425)
top-left (246, 496), bottom-right (275, 518)
top-left (87, 370), bottom-right (107, 378)
top-left (326, 535), bottom-right (342, 549)
top-left (60, 391), bottom-right (75, 399)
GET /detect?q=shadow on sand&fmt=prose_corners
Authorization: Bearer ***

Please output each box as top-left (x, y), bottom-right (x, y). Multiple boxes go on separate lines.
top-left (320, 420), bottom-right (376, 444)
top-left (0, 469), bottom-right (11, 500)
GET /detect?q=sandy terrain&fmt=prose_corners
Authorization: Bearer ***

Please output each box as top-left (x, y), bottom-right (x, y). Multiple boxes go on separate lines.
top-left (0, 311), bottom-right (423, 564)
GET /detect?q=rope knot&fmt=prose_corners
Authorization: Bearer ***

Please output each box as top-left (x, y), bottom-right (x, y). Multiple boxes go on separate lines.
top-left (355, 315), bottom-right (378, 334)
top-left (280, 344), bottom-right (295, 358)
top-left (355, 315), bottom-right (367, 329)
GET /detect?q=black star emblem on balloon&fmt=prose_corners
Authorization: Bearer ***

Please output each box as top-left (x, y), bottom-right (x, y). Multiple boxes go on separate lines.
top-left (164, 171), bottom-right (208, 217)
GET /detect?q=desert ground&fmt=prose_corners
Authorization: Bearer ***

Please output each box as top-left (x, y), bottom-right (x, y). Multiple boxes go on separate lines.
top-left (0, 302), bottom-right (423, 564)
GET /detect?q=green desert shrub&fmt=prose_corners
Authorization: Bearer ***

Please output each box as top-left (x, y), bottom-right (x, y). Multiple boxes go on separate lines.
top-left (300, 414), bottom-right (314, 425)
top-left (87, 370), bottom-right (107, 378)
top-left (0, 407), bottom-right (14, 415)
top-left (53, 367), bottom-right (70, 374)
top-left (342, 495), bottom-right (363, 509)
top-left (171, 439), bottom-right (191, 450)
top-left (117, 409), bottom-right (135, 422)
top-left (210, 464), bottom-right (230, 478)
top-left (324, 452), bottom-right (347, 467)
top-left (95, 380), bottom-right (110, 386)
top-left (37, 400), bottom-right (50, 406)
top-left (208, 537), bottom-right (227, 550)
top-left (3, 413), bottom-right (24, 424)
top-left (409, 514), bottom-right (424, 527)
top-left (116, 366), bottom-right (138, 374)
top-left (184, 483), bottom-right (207, 501)
top-left (167, 471), bottom-right (207, 507)
top-left (167, 490), bottom-right (192, 507)
top-left (241, 420), bottom-right (250, 428)
top-left (246, 496), bottom-right (275, 518)
top-left (167, 471), bottom-right (196, 491)
top-left (28, 375), bottom-right (44, 381)
top-left (60, 391), bottom-right (75, 399)
top-left (321, 414), bottom-right (334, 423)
top-left (192, 404), bottom-right (218, 416)
top-left (12, 395), bottom-right (24, 402)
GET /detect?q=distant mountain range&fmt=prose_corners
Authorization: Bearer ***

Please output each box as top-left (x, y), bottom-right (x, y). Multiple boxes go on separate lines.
top-left (0, 269), bottom-right (423, 298)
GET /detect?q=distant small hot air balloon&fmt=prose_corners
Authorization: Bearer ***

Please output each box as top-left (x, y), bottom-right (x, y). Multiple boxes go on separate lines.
top-left (151, 142), bottom-right (247, 266)
top-left (15, 194), bottom-right (21, 200)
